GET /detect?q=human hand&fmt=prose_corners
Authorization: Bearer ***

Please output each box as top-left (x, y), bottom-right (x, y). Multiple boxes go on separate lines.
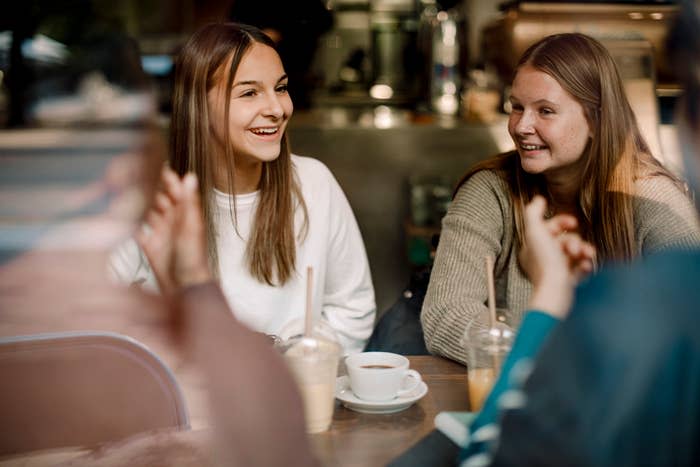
top-left (136, 166), bottom-right (211, 295)
top-left (519, 196), bottom-right (596, 318)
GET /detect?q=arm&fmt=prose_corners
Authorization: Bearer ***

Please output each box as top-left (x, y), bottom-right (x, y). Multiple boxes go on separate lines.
top-left (488, 256), bottom-right (700, 467)
top-left (320, 165), bottom-right (376, 354)
top-left (635, 176), bottom-right (700, 254)
top-left (181, 282), bottom-right (319, 467)
top-left (421, 171), bottom-right (512, 364)
top-left (139, 166), bottom-right (319, 466)
top-left (135, 168), bottom-right (211, 294)
top-left (459, 196), bottom-right (596, 463)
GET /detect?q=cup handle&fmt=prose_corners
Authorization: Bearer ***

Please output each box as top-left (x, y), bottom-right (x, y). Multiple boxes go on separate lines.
top-left (397, 369), bottom-right (422, 397)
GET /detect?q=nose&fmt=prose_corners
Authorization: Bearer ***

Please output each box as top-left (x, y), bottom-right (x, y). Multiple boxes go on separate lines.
top-left (512, 110), bottom-right (535, 135)
top-left (263, 92), bottom-right (285, 119)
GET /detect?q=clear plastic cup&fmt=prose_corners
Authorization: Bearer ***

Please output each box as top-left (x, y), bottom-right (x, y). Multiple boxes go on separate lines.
top-left (276, 319), bottom-right (341, 433)
top-left (461, 312), bottom-right (514, 412)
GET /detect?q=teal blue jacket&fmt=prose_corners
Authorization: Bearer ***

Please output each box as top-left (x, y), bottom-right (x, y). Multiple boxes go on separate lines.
top-left (459, 250), bottom-right (700, 467)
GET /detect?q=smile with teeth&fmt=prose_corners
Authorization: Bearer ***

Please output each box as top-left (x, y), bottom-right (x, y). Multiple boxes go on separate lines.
top-left (249, 127), bottom-right (279, 135)
top-left (520, 143), bottom-right (547, 151)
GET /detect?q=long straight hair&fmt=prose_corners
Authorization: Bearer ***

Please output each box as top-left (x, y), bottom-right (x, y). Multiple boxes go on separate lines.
top-left (457, 33), bottom-right (683, 263)
top-left (170, 22), bottom-right (308, 285)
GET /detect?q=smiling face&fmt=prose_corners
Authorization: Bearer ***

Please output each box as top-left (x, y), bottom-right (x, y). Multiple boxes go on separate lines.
top-left (508, 65), bottom-right (592, 182)
top-left (207, 42), bottom-right (292, 173)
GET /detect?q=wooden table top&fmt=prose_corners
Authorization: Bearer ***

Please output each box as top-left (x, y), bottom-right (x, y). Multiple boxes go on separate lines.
top-left (311, 355), bottom-right (469, 467)
top-left (0, 356), bottom-right (468, 467)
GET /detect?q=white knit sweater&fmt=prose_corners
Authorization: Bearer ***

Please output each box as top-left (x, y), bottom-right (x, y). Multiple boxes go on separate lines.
top-left (110, 155), bottom-right (376, 354)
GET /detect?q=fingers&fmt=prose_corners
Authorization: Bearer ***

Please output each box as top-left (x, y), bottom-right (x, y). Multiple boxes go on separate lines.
top-left (547, 215), bottom-right (578, 236)
top-left (524, 195), bottom-right (547, 225)
top-left (144, 167), bottom-right (185, 237)
top-left (525, 194), bottom-right (580, 237)
top-left (180, 173), bottom-right (204, 236)
top-left (182, 173), bottom-right (199, 206)
top-left (560, 233), bottom-right (596, 261)
top-left (160, 165), bottom-right (185, 203)
top-left (559, 233), bottom-right (596, 278)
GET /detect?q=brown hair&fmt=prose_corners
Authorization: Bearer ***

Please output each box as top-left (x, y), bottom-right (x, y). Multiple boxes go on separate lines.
top-left (458, 33), bottom-right (683, 263)
top-left (170, 22), bottom-right (307, 285)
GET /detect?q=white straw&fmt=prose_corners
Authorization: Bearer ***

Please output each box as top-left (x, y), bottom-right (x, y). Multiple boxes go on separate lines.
top-left (485, 255), bottom-right (497, 328)
top-left (305, 266), bottom-right (313, 337)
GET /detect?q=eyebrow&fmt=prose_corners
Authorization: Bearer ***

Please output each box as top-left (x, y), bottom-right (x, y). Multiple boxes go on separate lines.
top-left (232, 74), bottom-right (289, 88)
top-left (509, 96), bottom-right (558, 107)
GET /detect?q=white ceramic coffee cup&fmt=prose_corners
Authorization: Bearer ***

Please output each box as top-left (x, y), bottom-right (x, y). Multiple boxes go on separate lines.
top-left (345, 352), bottom-right (422, 402)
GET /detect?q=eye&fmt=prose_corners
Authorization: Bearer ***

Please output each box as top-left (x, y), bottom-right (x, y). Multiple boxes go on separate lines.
top-left (539, 107), bottom-right (554, 116)
top-left (238, 89), bottom-right (257, 98)
top-left (276, 83), bottom-right (289, 94)
top-left (509, 103), bottom-right (523, 113)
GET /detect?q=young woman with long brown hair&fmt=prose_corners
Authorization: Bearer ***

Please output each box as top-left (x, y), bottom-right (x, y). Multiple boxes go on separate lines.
top-left (111, 22), bottom-right (375, 354)
top-left (422, 33), bottom-right (700, 364)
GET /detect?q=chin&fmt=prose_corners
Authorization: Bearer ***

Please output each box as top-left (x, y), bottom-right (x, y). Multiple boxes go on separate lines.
top-left (518, 157), bottom-right (546, 175)
top-left (248, 144), bottom-right (283, 163)
top-left (260, 147), bottom-right (283, 161)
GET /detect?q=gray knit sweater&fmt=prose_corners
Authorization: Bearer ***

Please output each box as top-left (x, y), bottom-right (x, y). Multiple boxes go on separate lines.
top-left (421, 169), bottom-right (700, 365)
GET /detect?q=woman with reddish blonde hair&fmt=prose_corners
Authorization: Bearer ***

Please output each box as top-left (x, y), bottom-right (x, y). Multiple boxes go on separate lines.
top-left (422, 33), bottom-right (700, 364)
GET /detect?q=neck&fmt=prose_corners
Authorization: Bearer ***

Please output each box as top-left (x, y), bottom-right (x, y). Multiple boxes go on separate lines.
top-left (545, 177), bottom-right (580, 215)
top-left (213, 157), bottom-right (263, 195)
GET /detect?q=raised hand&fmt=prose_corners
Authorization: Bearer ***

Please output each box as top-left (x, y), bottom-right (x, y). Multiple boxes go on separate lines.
top-left (519, 195), bottom-right (596, 318)
top-left (136, 166), bottom-right (211, 295)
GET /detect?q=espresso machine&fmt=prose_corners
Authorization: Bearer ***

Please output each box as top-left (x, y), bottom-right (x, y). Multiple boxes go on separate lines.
top-left (368, 0), bottom-right (421, 101)
top-left (481, 1), bottom-right (679, 91)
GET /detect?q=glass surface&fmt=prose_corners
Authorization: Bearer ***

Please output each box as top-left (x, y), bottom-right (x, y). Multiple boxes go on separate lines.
top-left (462, 316), bottom-right (514, 411)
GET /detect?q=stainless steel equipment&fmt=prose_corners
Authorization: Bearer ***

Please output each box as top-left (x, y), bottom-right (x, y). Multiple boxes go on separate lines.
top-left (369, 0), bottom-right (420, 99)
top-left (481, 1), bottom-right (679, 93)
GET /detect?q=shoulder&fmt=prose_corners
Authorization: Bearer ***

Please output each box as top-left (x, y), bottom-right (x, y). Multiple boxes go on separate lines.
top-left (457, 169), bottom-right (507, 192)
top-left (634, 175), bottom-right (689, 203)
top-left (452, 169), bottom-right (509, 207)
top-left (291, 154), bottom-right (334, 180)
top-left (291, 154), bottom-right (347, 202)
top-left (575, 250), bottom-right (700, 321)
top-left (554, 250), bottom-right (700, 380)
top-left (443, 168), bottom-right (513, 230)
top-left (633, 174), bottom-right (698, 222)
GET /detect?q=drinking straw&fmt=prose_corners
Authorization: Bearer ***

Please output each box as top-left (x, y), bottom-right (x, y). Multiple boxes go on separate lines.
top-left (485, 255), bottom-right (497, 328)
top-left (305, 266), bottom-right (313, 338)
top-left (485, 255), bottom-right (506, 376)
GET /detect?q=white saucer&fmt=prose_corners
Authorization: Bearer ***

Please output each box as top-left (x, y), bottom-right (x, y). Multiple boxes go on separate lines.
top-left (335, 375), bottom-right (428, 414)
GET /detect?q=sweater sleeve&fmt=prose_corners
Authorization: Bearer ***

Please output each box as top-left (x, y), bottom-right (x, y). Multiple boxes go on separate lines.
top-left (181, 282), bottom-right (319, 467)
top-left (634, 176), bottom-right (700, 254)
top-left (319, 164), bottom-right (376, 355)
top-left (458, 311), bottom-right (559, 465)
top-left (421, 171), bottom-right (513, 364)
top-left (108, 237), bottom-right (160, 292)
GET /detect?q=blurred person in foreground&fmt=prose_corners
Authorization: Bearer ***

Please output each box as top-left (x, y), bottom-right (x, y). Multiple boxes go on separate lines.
top-left (455, 3), bottom-right (700, 465)
top-left (0, 33), bottom-right (318, 467)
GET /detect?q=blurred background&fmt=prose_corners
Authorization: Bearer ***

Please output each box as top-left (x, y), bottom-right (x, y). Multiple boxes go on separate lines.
top-left (0, 0), bottom-right (684, 315)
